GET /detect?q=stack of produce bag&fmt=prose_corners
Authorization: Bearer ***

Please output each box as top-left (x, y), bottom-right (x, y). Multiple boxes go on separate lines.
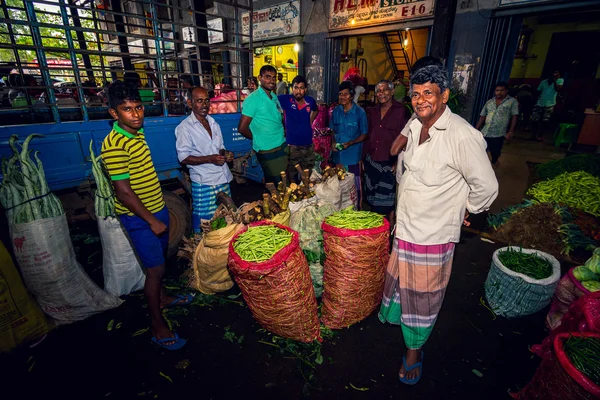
top-left (484, 247), bottom-right (560, 318)
top-left (228, 222), bottom-right (320, 342)
top-left (512, 332), bottom-right (600, 400)
top-left (89, 142), bottom-right (145, 297)
top-left (321, 207), bottom-right (389, 329)
top-left (0, 135), bottom-right (122, 323)
top-left (0, 240), bottom-right (49, 353)
top-left (547, 248), bottom-right (600, 329)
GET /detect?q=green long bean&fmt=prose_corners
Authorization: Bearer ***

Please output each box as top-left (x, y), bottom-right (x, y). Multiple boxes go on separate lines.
top-left (233, 225), bottom-right (293, 262)
top-left (497, 248), bottom-right (553, 280)
top-left (325, 206), bottom-right (384, 230)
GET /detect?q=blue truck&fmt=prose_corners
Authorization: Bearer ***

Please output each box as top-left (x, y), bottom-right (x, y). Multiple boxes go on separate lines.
top-left (0, 0), bottom-right (261, 257)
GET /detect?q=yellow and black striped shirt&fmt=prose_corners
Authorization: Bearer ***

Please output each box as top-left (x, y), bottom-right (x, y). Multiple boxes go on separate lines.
top-left (101, 122), bottom-right (165, 216)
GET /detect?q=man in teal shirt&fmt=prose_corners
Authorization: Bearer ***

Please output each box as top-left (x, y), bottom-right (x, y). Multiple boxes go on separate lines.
top-left (238, 65), bottom-right (287, 183)
top-left (531, 70), bottom-right (563, 141)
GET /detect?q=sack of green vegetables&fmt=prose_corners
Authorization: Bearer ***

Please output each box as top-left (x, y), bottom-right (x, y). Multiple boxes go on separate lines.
top-left (485, 246), bottom-right (561, 318)
top-left (546, 248), bottom-right (600, 330)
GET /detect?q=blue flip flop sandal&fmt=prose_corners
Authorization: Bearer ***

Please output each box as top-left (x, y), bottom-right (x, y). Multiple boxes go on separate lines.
top-left (151, 332), bottom-right (187, 351)
top-left (164, 293), bottom-right (194, 308)
top-left (399, 351), bottom-right (424, 385)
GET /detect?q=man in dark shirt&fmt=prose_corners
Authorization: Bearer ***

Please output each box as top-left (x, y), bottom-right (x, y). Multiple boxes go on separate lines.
top-left (364, 79), bottom-right (410, 221)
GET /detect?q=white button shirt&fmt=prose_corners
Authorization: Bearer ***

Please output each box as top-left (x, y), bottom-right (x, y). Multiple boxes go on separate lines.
top-left (396, 106), bottom-right (498, 245)
top-left (174, 113), bottom-right (233, 186)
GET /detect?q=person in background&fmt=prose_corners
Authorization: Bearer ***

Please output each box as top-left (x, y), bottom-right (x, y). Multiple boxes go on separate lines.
top-left (278, 75), bottom-right (318, 182)
top-left (330, 80), bottom-right (368, 208)
top-left (379, 64), bottom-right (498, 385)
top-left (238, 65), bottom-right (287, 184)
top-left (179, 74), bottom-right (193, 103)
top-left (123, 71), bottom-right (142, 88)
top-left (393, 71), bottom-right (408, 102)
top-left (175, 87), bottom-right (233, 232)
top-left (363, 79), bottom-right (409, 222)
top-left (475, 81), bottom-right (519, 168)
top-left (102, 81), bottom-right (191, 351)
top-left (246, 76), bottom-right (258, 93)
top-left (531, 70), bottom-right (563, 141)
top-left (276, 73), bottom-right (288, 95)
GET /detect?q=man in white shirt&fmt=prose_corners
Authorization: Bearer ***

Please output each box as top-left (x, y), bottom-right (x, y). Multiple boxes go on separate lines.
top-left (175, 87), bottom-right (233, 232)
top-left (379, 64), bottom-right (498, 385)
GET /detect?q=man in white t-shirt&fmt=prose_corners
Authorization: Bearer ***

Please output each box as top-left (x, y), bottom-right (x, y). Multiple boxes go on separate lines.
top-left (531, 70), bottom-right (563, 141)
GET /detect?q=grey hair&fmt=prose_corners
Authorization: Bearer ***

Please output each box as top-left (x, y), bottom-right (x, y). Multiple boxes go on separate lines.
top-left (375, 80), bottom-right (394, 92)
top-left (409, 64), bottom-right (450, 93)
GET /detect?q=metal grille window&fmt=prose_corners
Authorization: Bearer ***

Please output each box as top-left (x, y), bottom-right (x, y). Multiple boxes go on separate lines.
top-left (0, 0), bottom-right (252, 125)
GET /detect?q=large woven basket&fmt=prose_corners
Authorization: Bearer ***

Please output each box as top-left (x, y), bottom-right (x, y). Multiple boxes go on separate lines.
top-left (228, 221), bottom-right (320, 342)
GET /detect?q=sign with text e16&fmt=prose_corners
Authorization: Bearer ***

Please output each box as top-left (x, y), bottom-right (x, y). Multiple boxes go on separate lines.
top-left (242, 0), bottom-right (300, 42)
top-left (329, 0), bottom-right (434, 31)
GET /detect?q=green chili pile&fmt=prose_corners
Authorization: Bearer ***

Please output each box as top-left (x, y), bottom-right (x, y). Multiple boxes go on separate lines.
top-left (233, 225), bottom-right (293, 262)
top-left (89, 141), bottom-right (115, 218)
top-left (325, 207), bottom-right (384, 230)
top-left (527, 171), bottom-right (600, 216)
top-left (0, 134), bottom-right (64, 224)
top-left (563, 336), bottom-right (600, 385)
top-left (497, 248), bottom-right (553, 280)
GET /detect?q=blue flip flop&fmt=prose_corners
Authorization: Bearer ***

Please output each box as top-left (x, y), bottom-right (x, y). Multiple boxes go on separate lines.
top-left (151, 332), bottom-right (187, 351)
top-left (164, 293), bottom-right (194, 308)
top-left (399, 351), bottom-right (424, 385)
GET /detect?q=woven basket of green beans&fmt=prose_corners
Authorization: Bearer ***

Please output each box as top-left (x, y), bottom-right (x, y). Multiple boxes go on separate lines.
top-left (562, 335), bottom-right (600, 387)
top-left (324, 207), bottom-right (384, 230)
top-left (232, 224), bottom-right (293, 262)
top-left (497, 247), bottom-right (554, 280)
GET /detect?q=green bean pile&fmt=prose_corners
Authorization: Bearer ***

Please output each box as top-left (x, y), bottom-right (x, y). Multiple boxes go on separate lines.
top-left (233, 225), bottom-right (293, 262)
top-left (0, 134), bottom-right (63, 224)
top-left (563, 336), bottom-right (600, 385)
top-left (325, 207), bottom-right (384, 230)
top-left (527, 171), bottom-right (600, 216)
top-left (497, 248), bottom-right (553, 280)
top-left (89, 141), bottom-right (115, 218)
top-left (536, 154), bottom-right (600, 180)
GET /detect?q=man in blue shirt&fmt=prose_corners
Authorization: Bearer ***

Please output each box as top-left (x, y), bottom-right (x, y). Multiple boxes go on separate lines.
top-left (278, 76), bottom-right (318, 182)
top-left (330, 80), bottom-right (368, 208)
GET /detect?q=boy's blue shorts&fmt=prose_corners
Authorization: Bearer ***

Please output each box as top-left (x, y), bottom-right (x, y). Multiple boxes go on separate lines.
top-left (119, 207), bottom-right (170, 269)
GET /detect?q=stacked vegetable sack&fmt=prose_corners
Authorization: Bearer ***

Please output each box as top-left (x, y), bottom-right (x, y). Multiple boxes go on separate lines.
top-left (572, 248), bottom-right (600, 292)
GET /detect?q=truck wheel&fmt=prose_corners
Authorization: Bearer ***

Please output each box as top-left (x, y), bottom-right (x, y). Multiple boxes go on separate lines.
top-left (163, 191), bottom-right (191, 259)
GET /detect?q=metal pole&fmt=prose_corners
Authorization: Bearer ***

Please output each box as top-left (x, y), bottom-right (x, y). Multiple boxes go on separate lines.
top-left (58, 0), bottom-right (89, 121)
top-left (24, 0), bottom-right (61, 123)
top-left (67, 0), bottom-right (95, 81)
top-left (147, 0), bottom-right (168, 117)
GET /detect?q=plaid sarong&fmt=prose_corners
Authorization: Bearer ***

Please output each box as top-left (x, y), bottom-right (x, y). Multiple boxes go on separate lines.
top-left (191, 182), bottom-right (231, 232)
top-left (378, 238), bottom-right (455, 349)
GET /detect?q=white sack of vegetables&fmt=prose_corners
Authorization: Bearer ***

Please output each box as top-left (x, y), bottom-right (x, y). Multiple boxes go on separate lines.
top-left (1, 135), bottom-right (122, 324)
top-left (90, 143), bottom-right (145, 296)
top-left (484, 246), bottom-right (560, 318)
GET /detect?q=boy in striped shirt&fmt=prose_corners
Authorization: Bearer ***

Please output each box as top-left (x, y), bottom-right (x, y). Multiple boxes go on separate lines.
top-left (102, 80), bottom-right (189, 350)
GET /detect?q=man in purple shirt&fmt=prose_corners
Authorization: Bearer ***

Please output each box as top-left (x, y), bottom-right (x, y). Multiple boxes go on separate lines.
top-left (278, 76), bottom-right (318, 181)
top-left (364, 79), bottom-right (410, 221)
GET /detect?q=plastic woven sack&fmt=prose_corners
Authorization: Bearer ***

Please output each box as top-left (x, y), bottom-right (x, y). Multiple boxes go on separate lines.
top-left (98, 217), bottom-right (145, 297)
top-left (554, 332), bottom-right (600, 398)
top-left (546, 267), bottom-right (590, 330)
top-left (534, 292), bottom-right (600, 359)
top-left (9, 214), bottom-right (123, 324)
top-left (321, 218), bottom-right (390, 329)
top-left (511, 333), bottom-right (598, 400)
top-left (339, 172), bottom-right (357, 210)
top-left (315, 176), bottom-right (342, 211)
top-left (228, 221), bottom-right (320, 342)
top-left (484, 247), bottom-right (560, 318)
top-left (0, 241), bottom-right (49, 353)
top-left (289, 196), bottom-right (318, 215)
top-left (190, 224), bottom-right (241, 294)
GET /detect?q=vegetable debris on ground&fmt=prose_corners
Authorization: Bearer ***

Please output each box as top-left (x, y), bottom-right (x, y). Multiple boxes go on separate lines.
top-left (527, 171), bottom-right (600, 216)
top-left (563, 336), bottom-right (600, 385)
top-left (497, 248), bottom-right (553, 280)
top-left (325, 207), bottom-right (383, 230)
top-left (232, 225), bottom-right (293, 262)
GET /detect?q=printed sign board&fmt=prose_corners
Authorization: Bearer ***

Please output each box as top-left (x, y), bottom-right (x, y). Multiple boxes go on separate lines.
top-left (329, 0), bottom-right (434, 31)
top-left (242, 0), bottom-right (300, 42)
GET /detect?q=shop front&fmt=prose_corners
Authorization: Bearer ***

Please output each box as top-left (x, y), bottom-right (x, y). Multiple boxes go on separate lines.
top-left (326, 0), bottom-right (436, 104)
top-left (242, 0), bottom-right (302, 92)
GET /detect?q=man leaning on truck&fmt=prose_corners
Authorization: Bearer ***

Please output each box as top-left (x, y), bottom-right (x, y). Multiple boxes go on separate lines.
top-left (237, 65), bottom-right (287, 184)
